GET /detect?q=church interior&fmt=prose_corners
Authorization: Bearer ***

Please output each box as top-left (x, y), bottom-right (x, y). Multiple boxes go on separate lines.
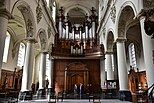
top-left (0, 0), bottom-right (154, 103)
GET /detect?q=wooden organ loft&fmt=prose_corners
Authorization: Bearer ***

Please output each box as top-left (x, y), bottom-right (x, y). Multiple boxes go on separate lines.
top-left (52, 7), bottom-right (104, 57)
top-left (51, 7), bottom-right (105, 94)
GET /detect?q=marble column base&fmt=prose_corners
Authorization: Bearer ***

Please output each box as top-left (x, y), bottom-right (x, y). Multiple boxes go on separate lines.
top-left (118, 90), bottom-right (132, 101)
top-left (47, 88), bottom-right (53, 95)
top-left (37, 89), bottom-right (46, 99)
top-left (19, 91), bottom-right (33, 100)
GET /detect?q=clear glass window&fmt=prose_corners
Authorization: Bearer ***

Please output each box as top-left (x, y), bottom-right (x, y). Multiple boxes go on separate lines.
top-left (46, 54), bottom-right (49, 78)
top-left (3, 31), bottom-right (11, 63)
top-left (129, 43), bottom-right (137, 67)
top-left (17, 43), bottom-right (25, 67)
top-left (52, 2), bottom-right (56, 22)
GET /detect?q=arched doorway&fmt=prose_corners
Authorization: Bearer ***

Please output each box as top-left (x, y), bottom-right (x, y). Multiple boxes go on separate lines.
top-left (71, 74), bottom-right (83, 93)
top-left (64, 62), bottom-right (89, 94)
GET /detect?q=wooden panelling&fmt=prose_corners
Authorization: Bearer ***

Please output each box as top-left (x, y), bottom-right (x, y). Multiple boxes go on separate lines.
top-left (128, 70), bottom-right (147, 93)
top-left (53, 59), bottom-right (100, 93)
top-left (0, 69), bottom-right (22, 91)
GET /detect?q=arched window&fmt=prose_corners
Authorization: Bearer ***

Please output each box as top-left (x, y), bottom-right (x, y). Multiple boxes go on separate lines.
top-left (17, 43), bottom-right (25, 67)
top-left (129, 43), bottom-right (137, 68)
top-left (3, 31), bottom-right (11, 63)
top-left (52, 2), bottom-right (56, 22)
top-left (46, 54), bottom-right (49, 79)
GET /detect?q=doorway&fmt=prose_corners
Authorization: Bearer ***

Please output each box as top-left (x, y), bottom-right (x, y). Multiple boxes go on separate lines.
top-left (64, 62), bottom-right (89, 94)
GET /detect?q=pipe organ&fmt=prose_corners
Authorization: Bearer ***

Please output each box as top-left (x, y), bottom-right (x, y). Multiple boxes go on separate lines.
top-left (52, 7), bottom-right (103, 57)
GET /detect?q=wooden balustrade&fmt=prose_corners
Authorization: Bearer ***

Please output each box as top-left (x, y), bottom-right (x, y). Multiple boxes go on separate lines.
top-left (51, 47), bottom-right (104, 57)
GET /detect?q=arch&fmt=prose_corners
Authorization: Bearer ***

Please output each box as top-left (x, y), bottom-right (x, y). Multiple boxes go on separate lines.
top-left (105, 29), bottom-right (115, 52)
top-left (11, 0), bottom-right (36, 38)
top-left (64, 5), bottom-right (90, 16)
top-left (115, 1), bottom-right (138, 38)
top-left (37, 28), bottom-right (48, 51)
top-left (64, 61), bottom-right (88, 93)
top-left (66, 61), bottom-right (87, 70)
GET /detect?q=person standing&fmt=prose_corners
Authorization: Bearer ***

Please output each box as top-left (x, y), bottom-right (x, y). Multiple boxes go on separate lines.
top-left (74, 84), bottom-right (78, 94)
top-left (79, 83), bottom-right (84, 94)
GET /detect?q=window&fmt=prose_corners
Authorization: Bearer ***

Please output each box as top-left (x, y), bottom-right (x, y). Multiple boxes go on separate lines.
top-left (52, 2), bottom-right (56, 22)
top-left (17, 43), bottom-right (25, 67)
top-left (111, 54), bottom-right (114, 71)
top-left (129, 43), bottom-right (137, 68)
top-left (46, 54), bottom-right (49, 78)
top-left (3, 31), bottom-right (11, 63)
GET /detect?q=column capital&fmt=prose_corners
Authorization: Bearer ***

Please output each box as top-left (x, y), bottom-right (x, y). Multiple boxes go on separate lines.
top-left (48, 55), bottom-right (54, 60)
top-left (115, 37), bottom-right (127, 43)
top-left (105, 51), bottom-right (113, 54)
top-left (0, 8), bottom-right (13, 19)
top-left (26, 38), bottom-right (38, 43)
top-left (100, 57), bottom-right (105, 61)
top-left (40, 50), bottom-right (48, 54)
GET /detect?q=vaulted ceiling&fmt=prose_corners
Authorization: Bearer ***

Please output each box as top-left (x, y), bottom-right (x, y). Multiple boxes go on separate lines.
top-left (55, 0), bottom-right (99, 24)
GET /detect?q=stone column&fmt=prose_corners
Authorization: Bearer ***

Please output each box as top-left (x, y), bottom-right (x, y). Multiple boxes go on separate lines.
top-left (47, 57), bottom-right (54, 94)
top-left (106, 52), bottom-right (114, 80)
top-left (100, 58), bottom-right (106, 89)
top-left (113, 51), bottom-right (118, 80)
top-left (48, 58), bottom-right (54, 89)
top-left (0, 8), bottom-right (12, 80)
top-left (20, 38), bottom-right (36, 100)
top-left (38, 51), bottom-right (47, 99)
top-left (116, 38), bottom-right (131, 101)
top-left (140, 18), bottom-right (154, 88)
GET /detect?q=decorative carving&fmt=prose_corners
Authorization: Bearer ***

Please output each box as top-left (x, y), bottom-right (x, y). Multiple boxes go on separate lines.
top-left (0, 0), bottom-right (5, 7)
top-left (110, 5), bottom-right (116, 23)
top-left (48, 26), bottom-right (51, 38)
top-left (39, 31), bottom-right (46, 50)
top-left (12, 43), bottom-right (20, 58)
top-left (137, 8), bottom-right (154, 38)
top-left (27, 19), bottom-right (33, 37)
top-left (143, 0), bottom-right (154, 8)
top-left (103, 27), bottom-right (106, 38)
top-left (36, 4), bottom-right (43, 23)
top-left (17, 6), bottom-right (29, 14)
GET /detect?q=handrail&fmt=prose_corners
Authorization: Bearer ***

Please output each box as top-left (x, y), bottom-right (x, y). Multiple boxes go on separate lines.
top-left (147, 84), bottom-right (154, 103)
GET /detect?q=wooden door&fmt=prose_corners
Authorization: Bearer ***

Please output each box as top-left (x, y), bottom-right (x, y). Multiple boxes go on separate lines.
top-left (71, 74), bottom-right (83, 93)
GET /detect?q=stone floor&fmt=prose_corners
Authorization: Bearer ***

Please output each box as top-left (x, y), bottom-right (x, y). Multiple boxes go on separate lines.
top-left (18, 99), bottom-right (132, 103)
top-left (0, 98), bottom-right (132, 103)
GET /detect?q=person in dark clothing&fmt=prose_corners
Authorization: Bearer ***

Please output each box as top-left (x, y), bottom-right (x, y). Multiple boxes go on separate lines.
top-left (36, 81), bottom-right (39, 92)
top-left (79, 83), bottom-right (84, 94)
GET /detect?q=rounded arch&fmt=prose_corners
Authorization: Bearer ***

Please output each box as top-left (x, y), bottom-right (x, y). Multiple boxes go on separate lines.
top-left (11, 0), bottom-right (36, 38)
top-left (66, 61), bottom-right (87, 70)
top-left (115, 1), bottom-right (138, 38)
top-left (7, 26), bottom-right (26, 53)
top-left (37, 28), bottom-right (48, 51)
top-left (64, 5), bottom-right (90, 16)
top-left (106, 31), bottom-right (115, 52)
